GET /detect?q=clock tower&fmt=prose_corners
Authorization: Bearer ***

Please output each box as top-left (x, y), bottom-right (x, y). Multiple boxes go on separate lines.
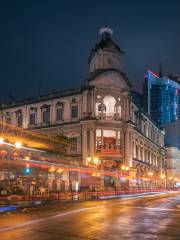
top-left (88, 26), bottom-right (124, 75)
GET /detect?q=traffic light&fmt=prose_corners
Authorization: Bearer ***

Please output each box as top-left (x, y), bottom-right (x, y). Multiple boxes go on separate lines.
top-left (23, 163), bottom-right (32, 175)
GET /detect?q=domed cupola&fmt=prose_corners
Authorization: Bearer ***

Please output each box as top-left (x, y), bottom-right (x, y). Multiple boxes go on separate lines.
top-left (88, 26), bottom-right (124, 74)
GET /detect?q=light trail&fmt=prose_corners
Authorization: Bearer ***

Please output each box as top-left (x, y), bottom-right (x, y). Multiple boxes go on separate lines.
top-left (1, 141), bottom-right (46, 153)
top-left (0, 192), bottom-right (177, 233)
top-left (0, 206), bottom-right (102, 233)
top-left (0, 193), bottom-right (180, 232)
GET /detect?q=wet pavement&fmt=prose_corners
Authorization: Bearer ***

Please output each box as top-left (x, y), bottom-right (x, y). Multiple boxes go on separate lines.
top-left (0, 193), bottom-right (180, 240)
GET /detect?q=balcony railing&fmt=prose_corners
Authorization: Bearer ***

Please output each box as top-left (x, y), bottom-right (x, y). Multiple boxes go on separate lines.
top-left (96, 145), bottom-right (122, 156)
top-left (96, 113), bottom-right (121, 121)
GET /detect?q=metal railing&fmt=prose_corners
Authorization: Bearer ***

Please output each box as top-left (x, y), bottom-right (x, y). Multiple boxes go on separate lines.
top-left (0, 188), bottom-right (179, 206)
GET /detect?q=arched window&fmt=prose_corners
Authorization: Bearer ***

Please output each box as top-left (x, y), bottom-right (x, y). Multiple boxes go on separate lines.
top-left (103, 95), bottom-right (116, 117)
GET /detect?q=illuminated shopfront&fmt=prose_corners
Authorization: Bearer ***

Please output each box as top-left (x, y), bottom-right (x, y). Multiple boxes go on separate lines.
top-left (96, 129), bottom-right (121, 156)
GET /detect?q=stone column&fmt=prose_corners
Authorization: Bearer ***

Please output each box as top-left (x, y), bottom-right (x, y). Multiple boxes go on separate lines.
top-left (101, 129), bottom-right (103, 151)
top-left (144, 148), bottom-right (147, 162)
top-left (82, 130), bottom-right (87, 165)
top-left (116, 130), bottom-right (118, 149)
top-left (90, 130), bottom-right (95, 159)
top-left (142, 145), bottom-right (144, 162)
top-left (139, 146), bottom-right (141, 161)
top-left (51, 100), bottom-right (56, 124)
top-left (90, 90), bottom-right (95, 118)
top-left (82, 92), bottom-right (88, 117)
top-left (121, 130), bottom-right (125, 160)
top-left (127, 97), bottom-right (130, 121)
top-left (64, 101), bottom-right (71, 122)
top-left (36, 107), bottom-right (41, 126)
top-left (23, 106), bottom-right (28, 128)
top-left (124, 130), bottom-right (132, 167)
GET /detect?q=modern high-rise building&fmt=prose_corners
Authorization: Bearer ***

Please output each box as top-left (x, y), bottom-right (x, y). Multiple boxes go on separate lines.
top-left (143, 70), bottom-right (180, 125)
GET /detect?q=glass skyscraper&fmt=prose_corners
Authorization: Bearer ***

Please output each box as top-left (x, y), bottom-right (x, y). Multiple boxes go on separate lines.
top-left (143, 70), bottom-right (180, 125)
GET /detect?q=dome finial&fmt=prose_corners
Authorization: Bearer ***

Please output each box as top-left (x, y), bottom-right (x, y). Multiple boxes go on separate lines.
top-left (99, 25), bottom-right (113, 37)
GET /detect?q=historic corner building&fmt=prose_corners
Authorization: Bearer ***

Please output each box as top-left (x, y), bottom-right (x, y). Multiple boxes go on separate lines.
top-left (0, 26), bottom-right (166, 189)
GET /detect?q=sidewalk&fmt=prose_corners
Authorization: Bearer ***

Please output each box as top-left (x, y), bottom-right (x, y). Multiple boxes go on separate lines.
top-left (0, 189), bottom-right (179, 212)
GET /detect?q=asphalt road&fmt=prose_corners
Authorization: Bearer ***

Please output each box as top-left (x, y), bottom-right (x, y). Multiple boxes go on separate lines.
top-left (0, 193), bottom-right (180, 240)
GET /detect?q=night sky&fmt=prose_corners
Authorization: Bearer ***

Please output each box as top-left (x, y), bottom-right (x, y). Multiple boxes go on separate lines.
top-left (0, 0), bottom-right (180, 102)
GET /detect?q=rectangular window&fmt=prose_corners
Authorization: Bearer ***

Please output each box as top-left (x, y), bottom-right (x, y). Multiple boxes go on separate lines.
top-left (69, 137), bottom-right (77, 153)
top-left (71, 105), bottom-right (78, 119)
top-left (29, 112), bottom-right (36, 125)
top-left (56, 108), bottom-right (63, 121)
top-left (5, 115), bottom-right (11, 124)
top-left (42, 109), bottom-right (50, 123)
top-left (17, 114), bottom-right (23, 127)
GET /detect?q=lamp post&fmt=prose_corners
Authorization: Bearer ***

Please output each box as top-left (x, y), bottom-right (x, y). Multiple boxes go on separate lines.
top-left (93, 157), bottom-right (100, 170)
top-left (121, 165), bottom-right (130, 190)
top-left (87, 157), bottom-right (91, 163)
top-left (87, 156), bottom-right (100, 171)
top-left (87, 156), bottom-right (100, 167)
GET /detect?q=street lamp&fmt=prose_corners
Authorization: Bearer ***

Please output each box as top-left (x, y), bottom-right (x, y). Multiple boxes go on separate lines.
top-left (121, 165), bottom-right (125, 170)
top-left (121, 165), bottom-right (129, 171)
top-left (93, 157), bottom-right (99, 165)
top-left (15, 141), bottom-right (22, 149)
top-left (87, 157), bottom-right (92, 163)
top-left (49, 167), bottom-right (56, 172)
top-left (148, 171), bottom-right (153, 177)
top-left (0, 137), bottom-right (4, 144)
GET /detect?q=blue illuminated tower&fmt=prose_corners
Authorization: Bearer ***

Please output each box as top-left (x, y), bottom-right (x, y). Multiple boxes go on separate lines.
top-left (143, 70), bottom-right (180, 125)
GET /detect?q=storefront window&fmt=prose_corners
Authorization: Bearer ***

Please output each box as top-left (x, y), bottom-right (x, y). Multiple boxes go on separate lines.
top-left (96, 129), bottom-right (121, 155)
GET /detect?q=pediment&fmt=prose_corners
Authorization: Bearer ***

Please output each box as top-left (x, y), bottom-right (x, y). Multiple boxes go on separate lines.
top-left (89, 70), bottom-right (130, 90)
